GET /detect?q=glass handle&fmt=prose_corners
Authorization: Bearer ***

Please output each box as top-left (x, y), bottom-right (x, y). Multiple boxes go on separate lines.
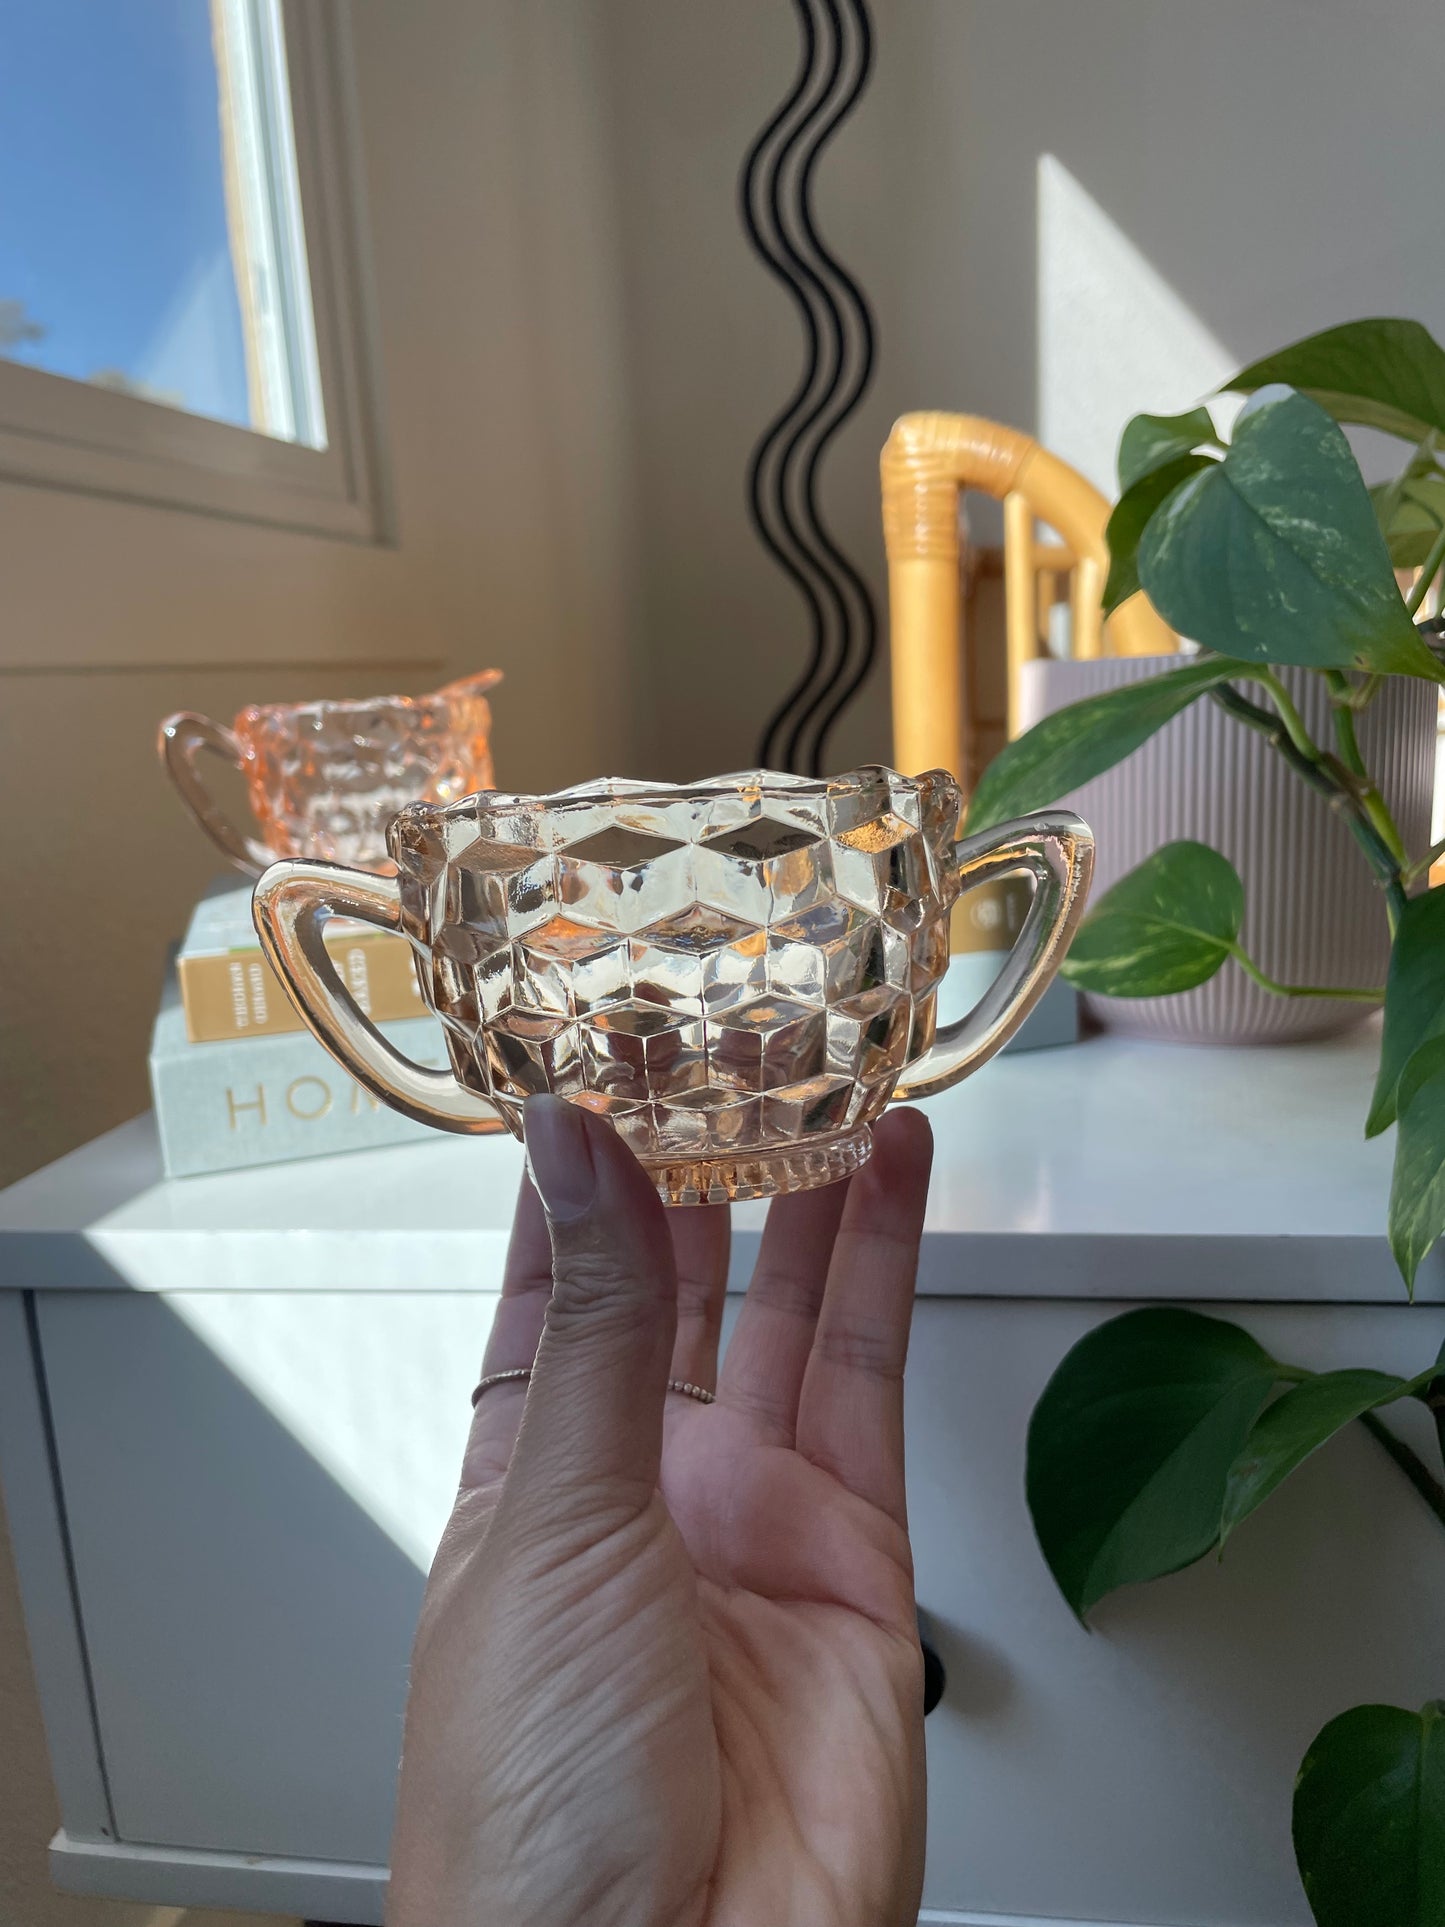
top-left (891, 810), bottom-right (1094, 1101)
top-left (158, 711), bottom-right (273, 878)
top-left (438, 667), bottom-right (504, 701)
top-left (251, 860), bottom-right (506, 1135)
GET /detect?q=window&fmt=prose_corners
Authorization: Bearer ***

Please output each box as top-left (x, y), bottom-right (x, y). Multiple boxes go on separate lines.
top-left (0, 0), bottom-right (386, 540)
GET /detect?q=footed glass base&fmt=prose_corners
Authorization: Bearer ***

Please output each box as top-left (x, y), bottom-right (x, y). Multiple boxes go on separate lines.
top-left (645, 1125), bottom-right (873, 1206)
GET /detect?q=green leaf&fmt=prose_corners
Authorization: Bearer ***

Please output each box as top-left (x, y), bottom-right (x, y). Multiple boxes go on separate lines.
top-left (1229, 318), bottom-right (1445, 444)
top-left (1294, 1701), bottom-right (1445, 1927)
top-left (1221, 1370), bottom-right (1409, 1544)
top-left (1138, 387), bottom-right (1441, 679)
top-left (966, 657), bottom-right (1242, 833)
top-left (1104, 453), bottom-right (1215, 614)
top-left (1372, 482), bottom-right (1445, 568)
top-left (1367, 886), bottom-right (1445, 1137)
top-left (1374, 475), bottom-right (1445, 568)
top-left (1026, 1307), bottom-right (1278, 1619)
top-left (1061, 841), bottom-right (1243, 998)
top-left (1387, 1036), bottom-right (1445, 1293)
top-left (1117, 406), bottom-right (1218, 491)
top-left (1402, 474), bottom-right (1445, 518)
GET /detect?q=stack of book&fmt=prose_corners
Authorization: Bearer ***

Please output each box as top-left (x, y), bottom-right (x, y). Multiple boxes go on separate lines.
top-left (149, 883), bottom-right (447, 1178)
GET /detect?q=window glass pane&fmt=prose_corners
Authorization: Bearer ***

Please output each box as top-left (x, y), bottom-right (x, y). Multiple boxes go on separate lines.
top-left (0, 0), bottom-right (326, 448)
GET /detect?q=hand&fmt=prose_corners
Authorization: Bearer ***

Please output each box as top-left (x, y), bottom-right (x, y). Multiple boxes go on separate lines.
top-left (389, 1097), bottom-right (934, 1927)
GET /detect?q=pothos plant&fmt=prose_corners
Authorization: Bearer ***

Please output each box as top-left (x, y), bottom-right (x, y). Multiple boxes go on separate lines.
top-left (968, 319), bottom-right (1445, 1927)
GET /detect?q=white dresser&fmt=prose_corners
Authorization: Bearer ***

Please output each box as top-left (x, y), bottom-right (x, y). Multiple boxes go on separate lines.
top-left (2, 1028), bottom-right (1441, 1927)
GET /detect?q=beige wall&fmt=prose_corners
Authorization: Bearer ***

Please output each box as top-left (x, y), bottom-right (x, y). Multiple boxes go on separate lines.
top-left (597, 0), bottom-right (901, 782)
top-left (0, 0), bottom-right (636, 1193)
top-left (0, 5), bottom-right (635, 1920)
top-left (598, 0), bottom-right (1445, 780)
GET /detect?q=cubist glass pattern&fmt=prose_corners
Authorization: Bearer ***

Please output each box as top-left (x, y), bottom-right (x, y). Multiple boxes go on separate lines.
top-left (391, 766), bottom-right (961, 1197)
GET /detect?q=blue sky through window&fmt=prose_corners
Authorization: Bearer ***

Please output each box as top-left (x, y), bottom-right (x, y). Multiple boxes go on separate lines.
top-left (0, 0), bottom-right (252, 430)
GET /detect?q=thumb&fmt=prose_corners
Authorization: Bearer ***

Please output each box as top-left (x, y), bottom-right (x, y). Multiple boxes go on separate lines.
top-left (500, 1096), bottom-right (678, 1520)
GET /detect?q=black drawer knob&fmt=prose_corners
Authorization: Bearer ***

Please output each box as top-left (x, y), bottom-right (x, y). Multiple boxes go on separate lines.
top-left (916, 1607), bottom-right (947, 1715)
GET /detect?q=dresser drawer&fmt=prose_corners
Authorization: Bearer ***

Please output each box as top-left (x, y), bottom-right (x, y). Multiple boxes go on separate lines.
top-left (906, 1298), bottom-right (1445, 1927)
top-left (29, 1287), bottom-right (1445, 1925)
top-left (34, 1289), bottom-right (487, 1864)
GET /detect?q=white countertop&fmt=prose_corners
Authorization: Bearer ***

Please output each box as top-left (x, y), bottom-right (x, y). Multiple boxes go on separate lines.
top-left (0, 1026), bottom-right (1434, 1303)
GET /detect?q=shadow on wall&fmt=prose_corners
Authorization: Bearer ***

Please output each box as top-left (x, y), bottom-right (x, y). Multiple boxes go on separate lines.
top-left (1036, 152), bottom-right (1235, 498)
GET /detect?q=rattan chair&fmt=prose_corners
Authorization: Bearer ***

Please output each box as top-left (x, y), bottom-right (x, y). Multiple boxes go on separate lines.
top-left (881, 412), bottom-right (1175, 789)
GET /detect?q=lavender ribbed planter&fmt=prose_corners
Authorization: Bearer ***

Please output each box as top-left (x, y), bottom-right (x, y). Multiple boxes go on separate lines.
top-left (1018, 656), bottom-right (1437, 1045)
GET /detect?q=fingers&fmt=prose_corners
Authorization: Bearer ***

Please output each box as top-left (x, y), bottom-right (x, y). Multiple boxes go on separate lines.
top-left (469, 1093), bottom-right (931, 1549)
top-left (667, 1205), bottom-right (730, 1392)
top-left (716, 1178), bottom-right (849, 1442)
top-left (461, 1172), bottom-right (552, 1489)
top-left (498, 1096), bottom-right (678, 1524)
top-left (796, 1108), bottom-right (933, 1527)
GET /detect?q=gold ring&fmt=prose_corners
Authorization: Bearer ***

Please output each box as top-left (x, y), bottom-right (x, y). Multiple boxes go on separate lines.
top-left (666, 1379), bottom-right (716, 1405)
top-left (470, 1369), bottom-right (716, 1408)
top-left (470, 1367), bottom-right (531, 1407)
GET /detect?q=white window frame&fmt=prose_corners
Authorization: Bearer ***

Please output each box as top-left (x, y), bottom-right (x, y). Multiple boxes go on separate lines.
top-left (0, 0), bottom-right (389, 544)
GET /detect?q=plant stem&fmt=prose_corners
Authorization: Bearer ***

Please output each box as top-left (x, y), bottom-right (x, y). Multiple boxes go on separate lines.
top-left (1322, 671), bottom-right (1409, 865)
top-left (1267, 1355), bottom-right (1445, 1527)
top-left (1360, 1409), bottom-right (1445, 1531)
top-left (1210, 680), bottom-right (1408, 929)
top-left (1407, 523), bottom-right (1445, 616)
top-left (1402, 836), bottom-right (1445, 888)
top-left (1324, 674), bottom-right (1368, 774)
top-left (1359, 796), bottom-right (1406, 869)
top-left (1430, 1333), bottom-right (1445, 1472)
top-left (1253, 668), bottom-right (1318, 760)
top-left (1227, 945), bottom-right (1384, 1002)
top-left (1334, 672), bottom-right (1384, 711)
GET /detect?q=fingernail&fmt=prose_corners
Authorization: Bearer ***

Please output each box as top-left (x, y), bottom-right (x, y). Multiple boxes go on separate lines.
top-left (523, 1096), bottom-right (597, 1223)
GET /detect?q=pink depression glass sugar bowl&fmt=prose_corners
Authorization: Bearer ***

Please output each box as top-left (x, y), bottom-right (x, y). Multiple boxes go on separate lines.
top-left (158, 670), bottom-right (503, 878)
top-left (252, 766), bottom-right (1092, 1204)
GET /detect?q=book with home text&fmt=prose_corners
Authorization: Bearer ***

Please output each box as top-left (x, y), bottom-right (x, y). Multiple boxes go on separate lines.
top-left (150, 969), bottom-right (446, 1177)
top-left (176, 882), bottom-right (427, 1043)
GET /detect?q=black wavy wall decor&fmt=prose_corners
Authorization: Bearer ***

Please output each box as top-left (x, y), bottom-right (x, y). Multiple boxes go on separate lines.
top-left (742, 0), bottom-right (878, 778)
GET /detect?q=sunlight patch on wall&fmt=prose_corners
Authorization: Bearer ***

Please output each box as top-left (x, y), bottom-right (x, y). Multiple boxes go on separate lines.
top-left (167, 1290), bottom-right (492, 1569)
top-left (1037, 153), bottom-right (1237, 497)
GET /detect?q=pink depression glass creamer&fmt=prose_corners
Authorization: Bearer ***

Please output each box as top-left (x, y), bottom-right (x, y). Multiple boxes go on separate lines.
top-left (158, 670), bottom-right (502, 878)
top-left (252, 767), bottom-right (1092, 1203)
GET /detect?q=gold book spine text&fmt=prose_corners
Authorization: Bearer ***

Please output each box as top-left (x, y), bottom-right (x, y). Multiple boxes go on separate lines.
top-left (178, 932), bottom-right (426, 1043)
